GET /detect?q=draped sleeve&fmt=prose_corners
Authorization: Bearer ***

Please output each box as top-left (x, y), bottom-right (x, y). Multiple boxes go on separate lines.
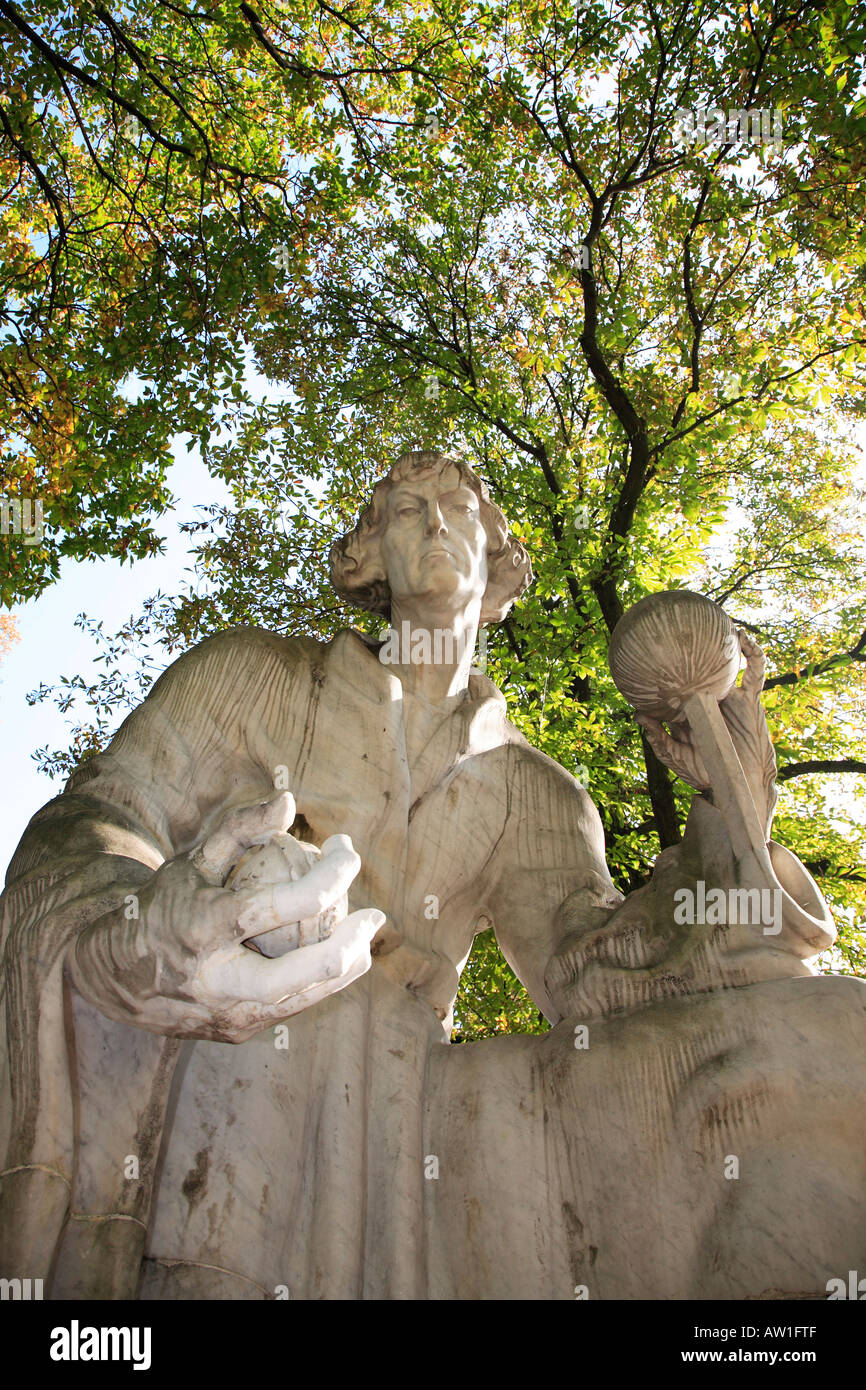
top-left (485, 741), bottom-right (623, 1022)
top-left (0, 626), bottom-right (318, 1289)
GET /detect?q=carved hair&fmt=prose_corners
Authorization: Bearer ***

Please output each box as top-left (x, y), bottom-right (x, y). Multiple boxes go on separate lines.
top-left (329, 450), bottom-right (533, 623)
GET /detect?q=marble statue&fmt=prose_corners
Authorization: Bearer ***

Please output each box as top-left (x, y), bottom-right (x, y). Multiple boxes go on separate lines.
top-left (1, 449), bottom-right (864, 1300)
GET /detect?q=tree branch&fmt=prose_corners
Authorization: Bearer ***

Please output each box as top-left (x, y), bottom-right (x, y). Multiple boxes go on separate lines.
top-left (777, 758), bottom-right (866, 783)
top-left (765, 629), bottom-right (866, 689)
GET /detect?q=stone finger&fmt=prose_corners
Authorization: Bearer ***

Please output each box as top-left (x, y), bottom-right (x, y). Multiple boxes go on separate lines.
top-left (224, 909), bottom-right (383, 1006)
top-left (235, 839), bottom-right (362, 935)
top-left (194, 792), bottom-right (297, 882)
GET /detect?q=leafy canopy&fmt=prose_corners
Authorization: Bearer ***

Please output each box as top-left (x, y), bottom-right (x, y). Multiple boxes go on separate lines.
top-left (4, 0), bottom-right (865, 1035)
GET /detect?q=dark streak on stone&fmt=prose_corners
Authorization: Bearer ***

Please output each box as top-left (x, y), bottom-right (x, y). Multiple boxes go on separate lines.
top-left (181, 1148), bottom-right (210, 1211)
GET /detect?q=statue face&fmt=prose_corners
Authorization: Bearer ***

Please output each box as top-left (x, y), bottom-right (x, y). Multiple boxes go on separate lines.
top-left (380, 465), bottom-right (489, 613)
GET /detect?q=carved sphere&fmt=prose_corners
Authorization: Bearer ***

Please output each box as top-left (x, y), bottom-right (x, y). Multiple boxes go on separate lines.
top-left (608, 590), bottom-right (740, 721)
top-left (225, 832), bottom-right (346, 958)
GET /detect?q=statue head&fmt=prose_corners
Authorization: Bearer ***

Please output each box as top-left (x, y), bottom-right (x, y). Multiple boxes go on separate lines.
top-left (329, 450), bottom-right (533, 623)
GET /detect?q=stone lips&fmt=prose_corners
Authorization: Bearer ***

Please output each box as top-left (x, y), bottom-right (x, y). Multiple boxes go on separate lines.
top-left (225, 832), bottom-right (348, 958)
top-left (609, 590), bottom-right (740, 721)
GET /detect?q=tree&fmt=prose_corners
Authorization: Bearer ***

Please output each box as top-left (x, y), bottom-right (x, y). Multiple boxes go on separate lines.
top-left (0, 0), bottom-right (407, 598)
top-left (7, 0), bottom-right (866, 1035)
top-left (0, 612), bottom-right (19, 663)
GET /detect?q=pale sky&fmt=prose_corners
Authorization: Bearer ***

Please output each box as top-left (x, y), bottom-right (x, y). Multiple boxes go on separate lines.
top-left (0, 445), bottom-right (230, 876)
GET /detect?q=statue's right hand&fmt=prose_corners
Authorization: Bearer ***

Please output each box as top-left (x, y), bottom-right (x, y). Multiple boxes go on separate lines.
top-left (70, 793), bottom-right (385, 1042)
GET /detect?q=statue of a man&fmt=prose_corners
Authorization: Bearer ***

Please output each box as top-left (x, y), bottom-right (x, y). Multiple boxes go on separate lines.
top-left (0, 450), bottom-right (623, 1298)
top-left (1, 449), bottom-right (862, 1300)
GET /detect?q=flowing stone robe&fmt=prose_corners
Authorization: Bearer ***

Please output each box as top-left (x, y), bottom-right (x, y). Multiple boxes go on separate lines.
top-left (2, 625), bottom-right (864, 1300)
top-left (425, 797), bottom-right (866, 1298)
top-left (0, 625), bottom-right (620, 1299)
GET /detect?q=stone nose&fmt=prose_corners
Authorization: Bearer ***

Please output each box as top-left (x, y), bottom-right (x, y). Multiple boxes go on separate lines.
top-left (424, 502), bottom-right (447, 536)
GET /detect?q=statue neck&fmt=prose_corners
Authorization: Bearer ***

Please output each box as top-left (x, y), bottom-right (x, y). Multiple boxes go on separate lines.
top-left (380, 601), bottom-right (481, 700)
